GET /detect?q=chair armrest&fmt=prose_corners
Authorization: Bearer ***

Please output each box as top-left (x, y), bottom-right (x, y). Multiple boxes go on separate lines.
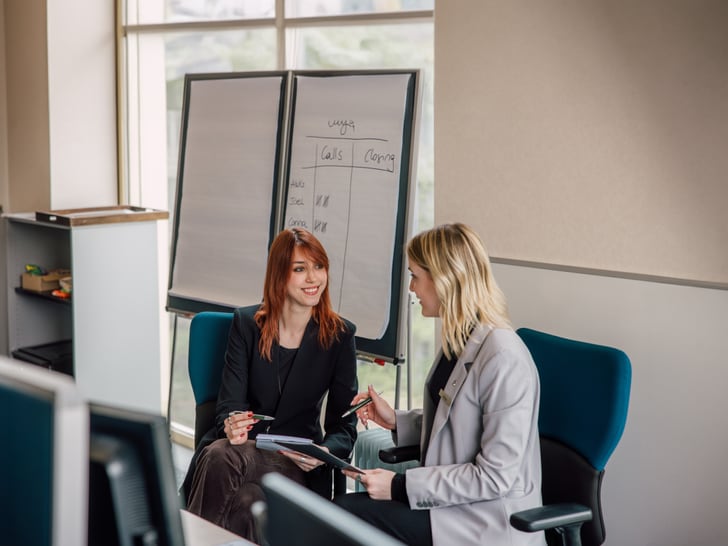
top-left (379, 444), bottom-right (420, 464)
top-left (509, 502), bottom-right (592, 533)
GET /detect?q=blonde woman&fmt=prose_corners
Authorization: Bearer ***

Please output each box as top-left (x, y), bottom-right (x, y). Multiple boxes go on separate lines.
top-left (337, 223), bottom-right (544, 546)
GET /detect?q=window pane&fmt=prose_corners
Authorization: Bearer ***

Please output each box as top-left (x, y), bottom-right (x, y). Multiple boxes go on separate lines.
top-left (288, 23), bottom-right (435, 409)
top-left (127, 0), bottom-right (275, 25)
top-left (124, 27), bottom-right (276, 432)
top-left (286, 0), bottom-right (433, 18)
top-left (164, 28), bottom-right (278, 81)
top-left (169, 316), bottom-right (193, 434)
top-left (164, 29), bottom-right (276, 432)
top-left (124, 27), bottom-right (276, 213)
top-left (164, 29), bottom-right (277, 208)
top-left (286, 23), bottom-right (434, 253)
top-left (122, 7), bottom-right (435, 430)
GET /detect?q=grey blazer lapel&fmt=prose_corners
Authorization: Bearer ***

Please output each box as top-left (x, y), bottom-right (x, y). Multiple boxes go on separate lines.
top-left (424, 324), bottom-right (493, 462)
top-left (419, 349), bottom-right (441, 454)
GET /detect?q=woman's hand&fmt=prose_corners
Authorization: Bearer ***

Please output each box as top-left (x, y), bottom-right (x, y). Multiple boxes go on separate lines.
top-left (224, 411), bottom-right (257, 445)
top-left (278, 445), bottom-right (329, 472)
top-left (351, 384), bottom-right (396, 430)
top-left (342, 468), bottom-right (395, 500)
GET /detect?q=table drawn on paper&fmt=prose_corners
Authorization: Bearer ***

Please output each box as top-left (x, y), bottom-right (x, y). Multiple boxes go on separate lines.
top-left (286, 134), bottom-right (396, 232)
top-left (284, 126), bottom-right (401, 340)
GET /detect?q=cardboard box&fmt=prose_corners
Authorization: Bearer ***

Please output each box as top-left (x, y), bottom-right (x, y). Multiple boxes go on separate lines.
top-left (21, 269), bottom-right (71, 293)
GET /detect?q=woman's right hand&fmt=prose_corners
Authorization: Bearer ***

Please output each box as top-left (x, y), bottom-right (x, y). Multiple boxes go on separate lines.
top-left (224, 411), bottom-right (257, 445)
top-left (352, 385), bottom-right (396, 430)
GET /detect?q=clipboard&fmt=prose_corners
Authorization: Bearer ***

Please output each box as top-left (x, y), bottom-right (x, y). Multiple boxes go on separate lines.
top-left (256, 433), bottom-right (311, 452)
top-left (275, 441), bottom-right (364, 474)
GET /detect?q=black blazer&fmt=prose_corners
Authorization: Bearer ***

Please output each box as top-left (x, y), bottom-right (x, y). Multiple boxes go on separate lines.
top-left (183, 304), bottom-right (358, 499)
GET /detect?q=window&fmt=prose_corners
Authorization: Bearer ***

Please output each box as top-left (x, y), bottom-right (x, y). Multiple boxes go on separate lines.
top-left (120, 0), bottom-right (434, 444)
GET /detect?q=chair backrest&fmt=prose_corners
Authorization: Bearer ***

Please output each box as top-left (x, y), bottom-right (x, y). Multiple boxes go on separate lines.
top-left (517, 328), bottom-right (631, 546)
top-left (188, 311), bottom-right (234, 447)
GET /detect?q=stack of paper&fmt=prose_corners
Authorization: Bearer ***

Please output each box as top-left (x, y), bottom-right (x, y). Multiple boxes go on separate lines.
top-left (255, 434), bottom-right (363, 473)
top-left (256, 434), bottom-right (312, 452)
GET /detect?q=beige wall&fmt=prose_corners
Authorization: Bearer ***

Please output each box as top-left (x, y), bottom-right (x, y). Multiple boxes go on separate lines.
top-left (4, 0), bottom-right (51, 211)
top-left (436, 0), bottom-right (728, 287)
top-left (494, 263), bottom-right (728, 546)
top-left (1, 0), bottom-right (117, 213)
top-left (0, 0), bottom-right (8, 210)
top-left (436, 2), bottom-right (728, 544)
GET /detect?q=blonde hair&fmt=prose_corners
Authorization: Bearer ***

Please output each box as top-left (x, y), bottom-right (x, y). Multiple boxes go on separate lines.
top-left (407, 223), bottom-right (511, 358)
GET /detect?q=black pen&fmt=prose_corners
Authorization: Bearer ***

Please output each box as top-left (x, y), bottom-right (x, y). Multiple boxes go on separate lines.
top-left (342, 391), bottom-right (383, 418)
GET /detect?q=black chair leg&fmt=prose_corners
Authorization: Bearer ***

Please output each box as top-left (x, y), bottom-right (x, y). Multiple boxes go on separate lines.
top-left (555, 524), bottom-right (583, 546)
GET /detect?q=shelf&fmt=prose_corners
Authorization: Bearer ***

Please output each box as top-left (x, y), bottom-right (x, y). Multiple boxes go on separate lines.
top-left (14, 287), bottom-right (72, 305)
top-left (5, 212), bottom-right (167, 413)
top-left (12, 339), bottom-right (73, 376)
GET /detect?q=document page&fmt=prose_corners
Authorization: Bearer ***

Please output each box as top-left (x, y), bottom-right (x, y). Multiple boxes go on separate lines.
top-left (256, 434), bottom-right (363, 473)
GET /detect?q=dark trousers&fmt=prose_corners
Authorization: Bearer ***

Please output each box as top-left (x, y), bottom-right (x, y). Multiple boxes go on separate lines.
top-left (333, 492), bottom-right (432, 546)
top-left (186, 439), bottom-right (305, 541)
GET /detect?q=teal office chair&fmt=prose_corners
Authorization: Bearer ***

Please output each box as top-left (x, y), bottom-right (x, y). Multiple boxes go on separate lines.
top-left (179, 311), bottom-right (233, 503)
top-left (186, 310), bottom-right (349, 498)
top-left (379, 328), bottom-right (631, 546)
top-left (187, 311), bottom-right (234, 449)
top-left (509, 328), bottom-right (632, 546)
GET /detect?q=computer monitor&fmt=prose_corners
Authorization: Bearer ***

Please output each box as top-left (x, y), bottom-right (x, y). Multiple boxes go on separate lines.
top-left (88, 402), bottom-right (185, 546)
top-left (0, 358), bottom-right (88, 545)
top-left (261, 472), bottom-right (405, 546)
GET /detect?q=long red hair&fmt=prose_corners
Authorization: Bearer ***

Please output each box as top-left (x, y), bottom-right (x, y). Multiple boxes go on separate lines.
top-left (255, 228), bottom-right (345, 361)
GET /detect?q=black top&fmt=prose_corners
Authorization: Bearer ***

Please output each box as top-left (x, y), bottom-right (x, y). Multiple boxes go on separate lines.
top-left (428, 352), bottom-right (458, 409)
top-left (215, 304), bottom-right (359, 458)
top-left (182, 304), bottom-right (359, 501)
top-left (275, 345), bottom-right (298, 397)
top-left (392, 352), bottom-right (457, 504)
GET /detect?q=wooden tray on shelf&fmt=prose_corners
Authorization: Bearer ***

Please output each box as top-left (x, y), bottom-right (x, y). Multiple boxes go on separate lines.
top-left (35, 206), bottom-right (168, 227)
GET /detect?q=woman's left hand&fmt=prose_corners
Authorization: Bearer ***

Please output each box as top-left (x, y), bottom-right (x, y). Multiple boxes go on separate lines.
top-left (342, 468), bottom-right (395, 500)
top-left (279, 445), bottom-right (329, 472)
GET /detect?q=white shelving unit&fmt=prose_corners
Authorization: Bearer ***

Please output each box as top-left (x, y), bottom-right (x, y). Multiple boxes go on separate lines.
top-left (3, 208), bottom-right (169, 414)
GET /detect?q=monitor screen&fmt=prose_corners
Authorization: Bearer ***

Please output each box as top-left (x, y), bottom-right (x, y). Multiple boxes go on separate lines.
top-left (261, 472), bottom-right (405, 546)
top-left (0, 358), bottom-right (88, 545)
top-left (88, 402), bottom-right (185, 546)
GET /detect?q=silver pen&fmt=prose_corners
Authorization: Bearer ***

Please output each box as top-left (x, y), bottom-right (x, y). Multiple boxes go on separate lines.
top-left (342, 391), bottom-right (383, 418)
top-left (229, 410), bottom-right (275, 421)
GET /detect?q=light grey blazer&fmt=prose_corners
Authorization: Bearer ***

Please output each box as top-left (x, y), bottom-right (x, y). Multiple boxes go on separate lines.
top-left (394, 325), bottom-right (546, 546)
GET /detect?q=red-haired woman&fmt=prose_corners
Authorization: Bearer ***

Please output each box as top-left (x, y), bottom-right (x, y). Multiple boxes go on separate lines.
top-left (184, 228), bottom-right (358, 540)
